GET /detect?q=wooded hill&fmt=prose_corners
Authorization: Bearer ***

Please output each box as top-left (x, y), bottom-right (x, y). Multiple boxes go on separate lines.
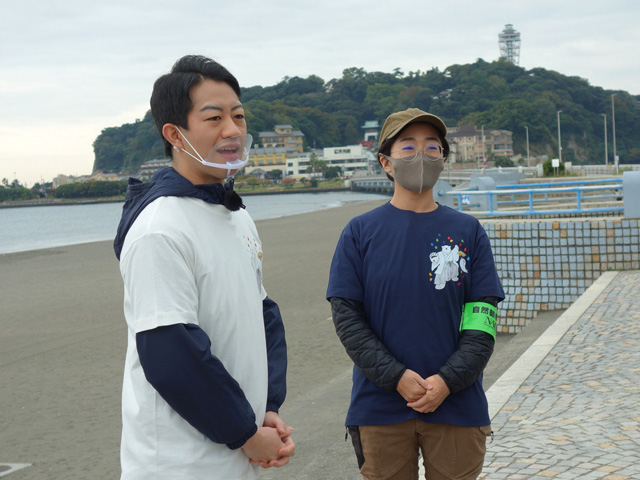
top-left (92, 59), bottom-right (640, 175)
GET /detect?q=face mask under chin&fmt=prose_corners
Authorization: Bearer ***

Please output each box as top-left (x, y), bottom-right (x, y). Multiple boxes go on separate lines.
top-left (175, 128), bottom-right (253, 178)
top-left (383, 153), bottom-right (445, 194)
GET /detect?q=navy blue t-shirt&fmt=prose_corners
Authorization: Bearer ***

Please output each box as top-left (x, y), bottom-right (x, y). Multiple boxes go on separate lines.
top-left (327, 202), bottom-right (504, 427)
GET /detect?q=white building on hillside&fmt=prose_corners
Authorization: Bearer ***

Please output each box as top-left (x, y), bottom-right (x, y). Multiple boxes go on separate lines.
top-left (285, 150), bottom-right (321, 177)
top-left (322, 145), bottom-right (374, 177)
top-left (284, 145), bottom-right (375, 178)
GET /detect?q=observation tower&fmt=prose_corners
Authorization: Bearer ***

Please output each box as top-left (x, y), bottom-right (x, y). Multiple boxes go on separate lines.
top-left (498, 24), bottom-right (521, 65)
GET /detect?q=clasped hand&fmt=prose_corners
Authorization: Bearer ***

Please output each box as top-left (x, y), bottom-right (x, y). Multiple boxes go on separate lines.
top-left (396, 369), bottom-right (450, 413)
top-left (241, 411), bottom-right (295, 469)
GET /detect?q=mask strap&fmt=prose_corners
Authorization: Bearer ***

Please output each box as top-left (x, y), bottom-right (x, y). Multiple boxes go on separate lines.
top-left (175, 127), bottom-right (205, 162)
top-left (381, 154), bottom-right (396, 180)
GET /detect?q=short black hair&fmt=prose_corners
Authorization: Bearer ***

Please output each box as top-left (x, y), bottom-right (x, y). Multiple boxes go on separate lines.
top-left (378, 135), bottom-right (398, 182)
top-left (150, 55), bottom-right (242, 157)
top-left (377, 122), bottom-right (450, 182)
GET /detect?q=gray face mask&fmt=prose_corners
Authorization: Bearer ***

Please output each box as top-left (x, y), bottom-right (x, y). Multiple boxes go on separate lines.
top-left (383, 153), bottom-right (445, 193)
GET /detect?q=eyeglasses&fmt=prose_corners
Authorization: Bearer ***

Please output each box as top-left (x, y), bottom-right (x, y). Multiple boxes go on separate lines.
top-left (390, 143), bottom-right (444, 160)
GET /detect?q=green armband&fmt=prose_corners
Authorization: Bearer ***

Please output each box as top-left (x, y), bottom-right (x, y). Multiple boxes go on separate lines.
top-left (460, 302), bottom-right (498, 340)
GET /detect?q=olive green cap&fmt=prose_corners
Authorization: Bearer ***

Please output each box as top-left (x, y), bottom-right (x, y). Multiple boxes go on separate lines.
top-left (379, 108), bottom-right (449, 155)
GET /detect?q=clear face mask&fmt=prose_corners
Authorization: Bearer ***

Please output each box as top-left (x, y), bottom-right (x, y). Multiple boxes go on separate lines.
top-left (174, 127), bottom-right (253, 178)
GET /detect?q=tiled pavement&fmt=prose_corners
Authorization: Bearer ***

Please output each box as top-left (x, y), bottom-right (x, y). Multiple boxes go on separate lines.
top-left (482, 270), bottom-right (640, 479)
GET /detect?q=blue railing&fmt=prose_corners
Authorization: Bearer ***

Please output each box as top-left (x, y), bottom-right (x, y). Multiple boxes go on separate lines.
top-left (447, 180), bottom-right (624, 216)
top-left (495, 178), bottom-right (622, 189)
top-left (494, 179), bottom-right (623, 208)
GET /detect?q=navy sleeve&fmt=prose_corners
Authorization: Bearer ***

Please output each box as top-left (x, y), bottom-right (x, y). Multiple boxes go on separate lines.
top-left (326, 224), bottom-right (365, 302)
top-left (262, 296), bottom-right (287, 413)
top-left (136, 323), bottom-right (257, 450)
top-left (469, 223), bottom-right (505, 301)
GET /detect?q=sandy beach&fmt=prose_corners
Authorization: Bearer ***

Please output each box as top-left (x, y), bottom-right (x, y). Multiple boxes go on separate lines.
top-left (0, 199), bottom-right (386, 479)
top-left (0, 199), bottom-right (555, 479)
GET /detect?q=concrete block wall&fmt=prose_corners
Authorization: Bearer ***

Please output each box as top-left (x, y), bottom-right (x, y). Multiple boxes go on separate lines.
top-left (482, 217), bottom-right (640, 333)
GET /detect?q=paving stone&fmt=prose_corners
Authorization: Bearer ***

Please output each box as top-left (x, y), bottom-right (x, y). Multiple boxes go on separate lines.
top-left (483, 271), bottom-right (640, 478)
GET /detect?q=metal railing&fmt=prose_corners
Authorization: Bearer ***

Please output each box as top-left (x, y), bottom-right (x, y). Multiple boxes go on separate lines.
top-left (445, 179), bottom-right (624, 216)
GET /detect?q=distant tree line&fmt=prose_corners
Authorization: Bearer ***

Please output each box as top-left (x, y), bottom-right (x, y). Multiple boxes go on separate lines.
top-left (52, 180), bottom-right (129, 199)
top-left (0, 186), bottom-right (36, 202)
top-left (0, 180), bottom-right (130, 203)
top-left (1, 177), bottom-right (38, 202)
top-left (92, 59), bottom-right (640, 175)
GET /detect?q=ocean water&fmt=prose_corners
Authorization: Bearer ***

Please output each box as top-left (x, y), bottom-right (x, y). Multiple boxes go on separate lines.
top-left (0, 191), bottom-right (389, 255)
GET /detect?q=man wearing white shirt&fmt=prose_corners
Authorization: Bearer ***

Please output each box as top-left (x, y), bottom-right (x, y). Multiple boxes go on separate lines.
top-left (114, 55), bottom-right (294, 480)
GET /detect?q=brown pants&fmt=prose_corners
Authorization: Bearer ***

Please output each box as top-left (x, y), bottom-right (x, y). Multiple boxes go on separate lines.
top-left (348, 420), bottom-right (492, 480)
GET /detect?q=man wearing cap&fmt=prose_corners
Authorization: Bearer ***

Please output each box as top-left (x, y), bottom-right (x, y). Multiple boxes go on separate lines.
top-left (327, 108), bottom-right (504, 479)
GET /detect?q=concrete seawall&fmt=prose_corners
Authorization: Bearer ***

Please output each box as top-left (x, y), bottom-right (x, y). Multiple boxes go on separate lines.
top-left (483, 216), bottom-right (640, 333)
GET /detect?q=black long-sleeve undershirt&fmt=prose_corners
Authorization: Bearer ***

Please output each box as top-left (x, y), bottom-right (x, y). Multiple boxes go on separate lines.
top-left (330, 296), bottom-right (499, 394)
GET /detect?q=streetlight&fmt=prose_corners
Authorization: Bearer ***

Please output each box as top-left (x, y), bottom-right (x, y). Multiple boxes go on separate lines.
top-left (601, 114), bottom-right (608, 166)
top-left (447, 144), bottom-right (452, 183)
top-left (524, 126), bottom-right (530, 167)
top-left (481, 125), bottom-right (486, 168)
top-left (556, 110), bottom-right (562, 163)
top-left (611, 94), bottom-right (617, 171)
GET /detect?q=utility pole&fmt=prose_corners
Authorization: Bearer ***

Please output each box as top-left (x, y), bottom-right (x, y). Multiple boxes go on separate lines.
top-left (481, 125), bottom-right (485, 168)
top-left (602, 114), bottom-right (608, 167)
top-left (524, 126), bottom-right (530, 167)
top-left (611, 94), bottom-right (617, 172)
top-left (556, 110), bottom-right (562, 163)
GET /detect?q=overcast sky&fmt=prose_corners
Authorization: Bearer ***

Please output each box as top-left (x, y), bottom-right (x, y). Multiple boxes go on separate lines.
top-left (1, 0), bottom-right (638, 186)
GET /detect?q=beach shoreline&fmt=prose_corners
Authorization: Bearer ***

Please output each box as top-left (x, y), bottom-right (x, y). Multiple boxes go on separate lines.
top-left (0, 186), bottom-right (366, 209)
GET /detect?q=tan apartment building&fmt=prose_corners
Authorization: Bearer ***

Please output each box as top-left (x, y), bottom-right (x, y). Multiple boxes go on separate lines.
top-left (139, 158), bottom-right (172, 181)
top-left (447, 126), bottom-right (513, 164)
top-left (246, 125), bottom-right (306, 174)
top-left (257, 124), bottom-right (304, 152)
top-left (52, 174), bottom-right (88, 188)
